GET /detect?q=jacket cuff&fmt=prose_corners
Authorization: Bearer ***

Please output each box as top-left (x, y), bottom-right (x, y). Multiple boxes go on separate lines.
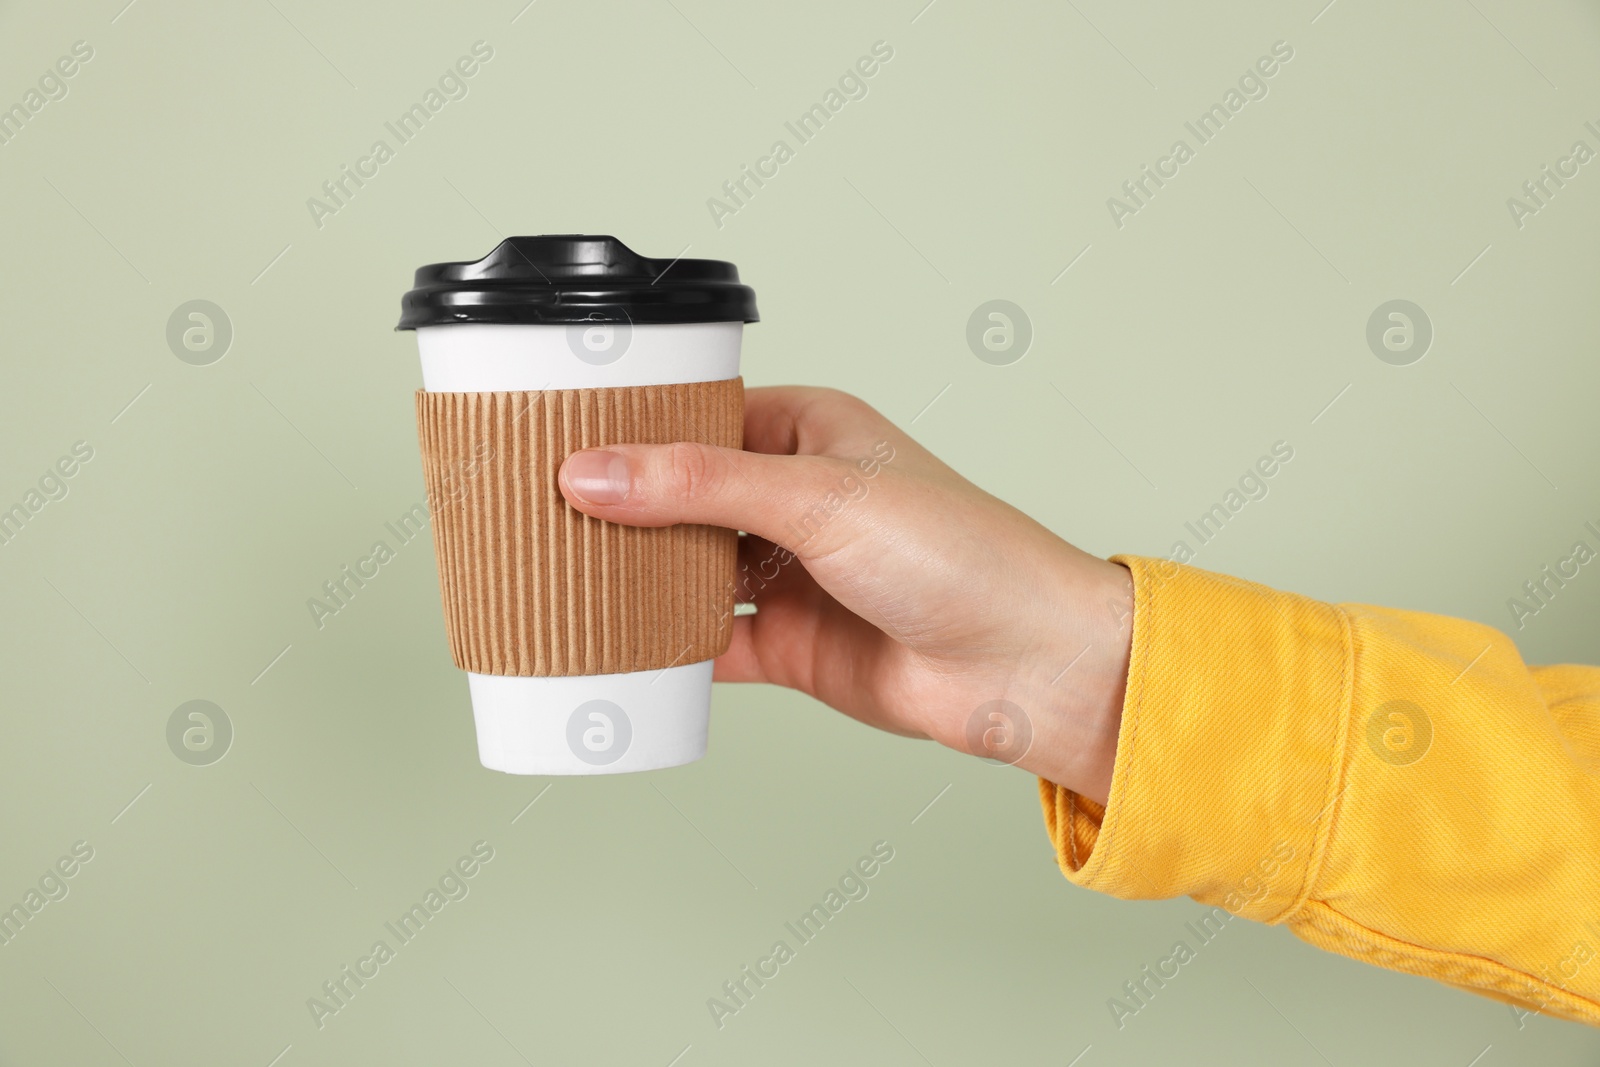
top-left (1039, 555), bottom-right (1353, 923)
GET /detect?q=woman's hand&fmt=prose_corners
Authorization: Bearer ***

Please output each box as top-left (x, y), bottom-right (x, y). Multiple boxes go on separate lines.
top-left (557, 386), bottom-right (1133, 804)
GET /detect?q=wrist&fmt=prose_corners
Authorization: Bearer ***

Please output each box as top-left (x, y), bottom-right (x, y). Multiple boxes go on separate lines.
top-left (1010, 555), bottom-right (1132, 805)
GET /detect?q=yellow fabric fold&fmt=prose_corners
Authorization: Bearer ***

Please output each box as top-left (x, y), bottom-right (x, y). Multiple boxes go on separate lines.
top-left (1041, 555), bottom-right (1600, 1026)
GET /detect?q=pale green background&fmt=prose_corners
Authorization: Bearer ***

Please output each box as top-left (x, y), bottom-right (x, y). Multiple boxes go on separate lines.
top-left (1, 0), bottom-right (1597, 1063)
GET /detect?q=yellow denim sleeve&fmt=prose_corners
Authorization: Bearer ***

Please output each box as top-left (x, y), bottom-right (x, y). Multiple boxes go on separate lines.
top-left (1040, 555), bottom-right (1600, 1026)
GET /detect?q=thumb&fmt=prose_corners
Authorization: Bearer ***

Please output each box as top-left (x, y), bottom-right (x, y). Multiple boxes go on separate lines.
top-left (558, 442), bottom-right (858, 551)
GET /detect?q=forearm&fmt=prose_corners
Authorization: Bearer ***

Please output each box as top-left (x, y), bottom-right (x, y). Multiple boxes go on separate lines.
top-left (1038, 555), bottom-right (1600, 1026)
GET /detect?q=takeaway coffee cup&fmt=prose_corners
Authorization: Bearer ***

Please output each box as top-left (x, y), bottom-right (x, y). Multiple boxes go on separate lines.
top-left (397, 235), bottom-right (757, 775)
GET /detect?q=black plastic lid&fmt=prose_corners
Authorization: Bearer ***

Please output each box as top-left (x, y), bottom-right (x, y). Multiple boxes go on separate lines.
top-left (396, 235), bottom-right (758, 329)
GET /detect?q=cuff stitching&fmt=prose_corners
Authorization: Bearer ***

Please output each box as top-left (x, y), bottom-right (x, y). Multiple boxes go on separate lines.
top-left (1066, 790), bottom-right (1079, 869)
top-left (1293, 901), bottom-right (1600, 1026)
top-left (1271, 601), bottom-right (1357, 926)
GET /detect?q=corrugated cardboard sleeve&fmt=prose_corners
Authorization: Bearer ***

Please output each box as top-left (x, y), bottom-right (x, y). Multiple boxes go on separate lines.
top-left (415, 378), bottom-right (743, 677)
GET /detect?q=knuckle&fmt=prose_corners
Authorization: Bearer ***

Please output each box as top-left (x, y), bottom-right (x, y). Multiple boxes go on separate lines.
top-left (661, 441), bottom-right (720, 501)
top-left (807, 386), bottom-right (868, 418)
top-left (816, 388), bottom-right (891, 434)
top-left (781, 456), bottom-right (874, 560)
top-left (839, 390), bottom-right (881, 420)
top-left (834, 387), bottom-right (878, 415)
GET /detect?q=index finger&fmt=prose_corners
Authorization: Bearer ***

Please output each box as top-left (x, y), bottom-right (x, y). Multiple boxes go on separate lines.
top-left (742, 386), bottom-right (894, 459)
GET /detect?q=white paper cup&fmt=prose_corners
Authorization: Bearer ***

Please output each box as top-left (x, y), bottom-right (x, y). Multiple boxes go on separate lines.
top-left (414, 320), bottom-right (742, 775)
top-left (396, 235), bottom-right (752, 777)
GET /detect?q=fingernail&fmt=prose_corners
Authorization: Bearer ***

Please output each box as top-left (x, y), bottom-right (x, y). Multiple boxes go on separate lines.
top-left (564, 450), bottom-right (630, 505)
